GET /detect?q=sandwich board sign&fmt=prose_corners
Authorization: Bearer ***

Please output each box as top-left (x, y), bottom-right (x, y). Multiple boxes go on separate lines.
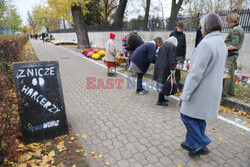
top-left (13, 61), bottom-right (68, 144)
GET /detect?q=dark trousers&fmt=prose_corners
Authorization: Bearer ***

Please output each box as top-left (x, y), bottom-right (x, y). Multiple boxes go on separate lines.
top-left (137, 73), bottom-right (144, 91)
top-left (181, 113), bottom-right (211, 150)
top-left (158, 93), bottom-right (165, 102)
top-left (175, 69), bottom-right (181, 88)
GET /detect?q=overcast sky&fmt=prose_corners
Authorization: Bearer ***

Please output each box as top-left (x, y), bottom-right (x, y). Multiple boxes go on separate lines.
top-left (13, 0), bottom-right (171, 26)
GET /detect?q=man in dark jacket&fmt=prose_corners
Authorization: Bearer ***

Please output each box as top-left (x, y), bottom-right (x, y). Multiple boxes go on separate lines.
top-left (42, 33), bottom-right (46, 43)
top-left (153, 37), bottom-right (177, 106)
top-left (169, 21), bottom-right (186, 90)
top-left (195, 18), bottom-right (203, 47)
top-left (128, 37), bottom-right (163, 95)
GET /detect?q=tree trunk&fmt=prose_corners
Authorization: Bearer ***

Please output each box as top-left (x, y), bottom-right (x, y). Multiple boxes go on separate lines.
top-left (112, 0), bottom-right (127, 31)
top-left (71, 5), bottom-right (90, 49)
top-left (63, 18), bottom-right (66, 29)
top-left (143, 0), bottom-right (151, 30)
top-left (167, 0), bottom-right (184, 31)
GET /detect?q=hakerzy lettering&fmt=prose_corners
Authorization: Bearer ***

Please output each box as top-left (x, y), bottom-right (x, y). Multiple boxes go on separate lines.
top-left (21, 85), bottom-right (61, 114)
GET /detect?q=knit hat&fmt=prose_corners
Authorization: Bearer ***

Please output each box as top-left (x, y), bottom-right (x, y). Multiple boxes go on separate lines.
top-left (110, 33), bottom-right (116, 39)
top-left (166, 36), bottom-right (178, 47)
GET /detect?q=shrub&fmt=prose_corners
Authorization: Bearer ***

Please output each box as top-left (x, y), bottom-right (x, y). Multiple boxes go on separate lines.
top-left (0, 35), bottom-right (28, 165)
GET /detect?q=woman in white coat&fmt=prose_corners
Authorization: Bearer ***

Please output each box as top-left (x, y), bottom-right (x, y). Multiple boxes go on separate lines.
top-left (179, 13), bottom-right (227, 158)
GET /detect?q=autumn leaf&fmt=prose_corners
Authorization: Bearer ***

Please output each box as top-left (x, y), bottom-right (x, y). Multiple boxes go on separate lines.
top-left (219, 137), bottom-right (223, 140)
top-left (177, 164), bottom-right (182, 167)
top-left (59, 141), bottom-right (65, 145)
top-left (70, 137), bottom-right (75, 140)
top-left (105, 161), bottom-right (111, 166)
top-left (48, 150), bottom-right (55, 158)
top-left (76, 133), bottom-right (80, 137)
top-left (75, 149), bottom-right (80, 153)
top-left (240, 132), bottom-right (244, 135)
top-left (82, 134), bottom-right (87, 139)
top-left (83, 153), bottom-right (88, 157)
top-left (91, 152), bottom-right (98, 158)
top-left (99, 154), bottom-right (102, 158)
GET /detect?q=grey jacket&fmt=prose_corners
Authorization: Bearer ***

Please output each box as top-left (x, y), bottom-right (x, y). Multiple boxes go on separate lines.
top-left (180, 31), bottom-right (227, 120)
top-left (105, 39), bottom-right (116, 62)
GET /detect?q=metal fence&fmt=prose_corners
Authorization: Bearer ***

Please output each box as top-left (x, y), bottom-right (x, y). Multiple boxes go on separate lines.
top-left (50, 9), bottom-right (250, 33)
top-left (215, 9), bottom-right (250, 32)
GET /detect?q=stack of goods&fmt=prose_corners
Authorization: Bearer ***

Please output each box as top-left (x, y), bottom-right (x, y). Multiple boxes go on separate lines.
top-left (82, 48), bottom-right (106, 60)
top-left (175, 59), bottom-right (190, 71)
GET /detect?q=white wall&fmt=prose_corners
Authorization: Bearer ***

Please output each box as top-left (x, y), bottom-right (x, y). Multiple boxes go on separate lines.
top-left (52, 31), bottom-right (250, 74)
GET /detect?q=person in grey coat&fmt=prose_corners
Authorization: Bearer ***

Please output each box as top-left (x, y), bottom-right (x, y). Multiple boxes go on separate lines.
top-left (153, 36), bottom-right (177, 106)
top-left (179, 13), bottom-right (227, 158)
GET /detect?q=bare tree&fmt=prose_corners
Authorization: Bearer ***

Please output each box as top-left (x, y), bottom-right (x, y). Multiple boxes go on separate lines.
top-left (167, 0), bottom-right (184, 31)
top-left (143, 0), bottom-right (150, 30)
top-left (112, 0), bottom-right (128, 30)
top-left (100, 0), bottom-right (117, 28)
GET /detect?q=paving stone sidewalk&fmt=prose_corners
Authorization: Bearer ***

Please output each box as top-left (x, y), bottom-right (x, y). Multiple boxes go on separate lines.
top-left (31, 40), bottom-right (250, 167)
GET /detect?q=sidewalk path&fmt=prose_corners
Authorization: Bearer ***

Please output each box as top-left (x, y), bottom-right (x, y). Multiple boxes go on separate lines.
top-left (31, 40), bottom-right (250, 167)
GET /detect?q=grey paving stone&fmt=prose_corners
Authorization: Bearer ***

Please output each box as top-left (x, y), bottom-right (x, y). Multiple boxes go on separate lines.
top-left (159, 156), bottom-right (172, 165)
top-left (121, 150), bottom-right (132, 159)
top-left (148, 146), bottom-right (159, 154)
top-left (114, 141), bottom-right (123, 148)
top-left (130, 162), bottom-right (143, 167)
top-left (146, 154), bottom-right (158, 163)
top-left (117, 159), bottom-right (130, 167)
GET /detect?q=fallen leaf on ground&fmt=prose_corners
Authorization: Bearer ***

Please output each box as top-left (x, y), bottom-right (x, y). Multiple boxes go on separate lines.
top-left (48, 150), bottom-right (55, 159)
top-left (75, 149), bottom-right (80, 153)
top-left (70, 137), bottom-right (75, 140)
top-left (219, 137), bottom-right (223, 140)
top-left (91, 152), bottom-right (98, 158)
top-left (76, 133), bottom-right (80, 137)
top-left (105, 161), bottom-right (111, 166)
top-left (59, 141), bottom-right (64, 145)
top-left (82, 134), bottom-right (87, 139)
top-left (99, 154), bottom-right (102, 158)
top-left (240, 132), bottom-right (244, 135)
top-left (177, 164), bottom-right (182, 167)
top-left (83, 153), bottom-right (88, 157)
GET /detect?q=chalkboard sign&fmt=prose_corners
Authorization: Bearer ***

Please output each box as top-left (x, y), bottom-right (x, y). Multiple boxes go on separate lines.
top-left (13, 61), bottom-right (69, 144)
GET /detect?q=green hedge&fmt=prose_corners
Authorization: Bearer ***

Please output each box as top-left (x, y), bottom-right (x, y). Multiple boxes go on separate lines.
top-left (0, 35), bottom-right (29, 165)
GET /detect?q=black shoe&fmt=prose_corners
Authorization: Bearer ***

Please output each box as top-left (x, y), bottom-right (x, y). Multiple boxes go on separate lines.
top-left (156, 102), bottom-right (168, 106)
top-left (107, 72), bottom-right (112, 77)
top-left (188, 146), bottom-right (210, 158)
top-left (108, 72), bottom-right (116, 77)
top-left (181, 142), bottom-right (192, 151)
top-left (163, 99), bottom-right (169, 103)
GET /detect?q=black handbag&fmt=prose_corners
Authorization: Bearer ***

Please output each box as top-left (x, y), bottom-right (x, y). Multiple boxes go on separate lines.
top-left (162, 74), bottom-right (177, 96)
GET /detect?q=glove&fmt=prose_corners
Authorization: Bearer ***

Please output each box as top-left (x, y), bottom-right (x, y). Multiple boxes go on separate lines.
top-left (170, 70), bottom-right (175, 74)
